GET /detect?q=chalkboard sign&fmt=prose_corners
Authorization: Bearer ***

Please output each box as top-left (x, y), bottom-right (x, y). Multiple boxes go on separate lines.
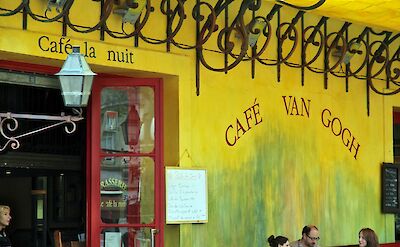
top-left (382, 163), bottom-right (400, 213)
top-left (165, 167), bottom-right (208, 224)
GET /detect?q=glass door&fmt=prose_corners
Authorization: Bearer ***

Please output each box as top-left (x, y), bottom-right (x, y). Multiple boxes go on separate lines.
top-left (90, 77), bottom-right (164, 247)
top-left (31, 177), bottom-right (47, 247)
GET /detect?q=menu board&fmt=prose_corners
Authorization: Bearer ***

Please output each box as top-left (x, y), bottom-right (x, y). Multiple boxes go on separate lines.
top-left (382, 163), bottom-right (400, 213)
top-left (104, 232), bottom-right (121, 247)
top-left (165, 167), bottom-right (208, 224)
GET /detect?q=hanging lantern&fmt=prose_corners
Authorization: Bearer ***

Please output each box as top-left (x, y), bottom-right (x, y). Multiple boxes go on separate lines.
top-left (56, 46), bottom-right (96, 107)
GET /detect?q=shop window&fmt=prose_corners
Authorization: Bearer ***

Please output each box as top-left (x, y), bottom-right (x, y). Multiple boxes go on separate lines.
top-left (50, 174), bottom-right (84, 224)
top-left (100, 87), bottom-right (154, 153)
top-left (100, 156), bottom-right (154, 224)
top-left (101, 227), bottom-right (153, 247)
top-left (95, 85), bottom-right (158, 245)
top-left (99, 86), bottom-right (156, 225)
top-left (99, 86), bottom-right (156, 226)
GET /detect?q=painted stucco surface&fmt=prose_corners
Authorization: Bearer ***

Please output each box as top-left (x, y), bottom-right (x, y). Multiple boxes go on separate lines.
top-left (186, 65), bottom-right (393, 246)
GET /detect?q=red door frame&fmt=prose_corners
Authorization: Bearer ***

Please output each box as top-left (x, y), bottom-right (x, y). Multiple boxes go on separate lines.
top-left (0, 60), bottom-right (59, 74)
top-left (89, 76), bottom-right (165, 247)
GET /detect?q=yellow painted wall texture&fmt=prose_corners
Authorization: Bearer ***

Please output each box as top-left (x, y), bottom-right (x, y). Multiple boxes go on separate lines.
top-left (1, 1), bottom-right (400, 247)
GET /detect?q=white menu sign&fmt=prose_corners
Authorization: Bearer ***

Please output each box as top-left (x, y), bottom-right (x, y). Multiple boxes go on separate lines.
top-left (165, 167), bottom-right (208, 224)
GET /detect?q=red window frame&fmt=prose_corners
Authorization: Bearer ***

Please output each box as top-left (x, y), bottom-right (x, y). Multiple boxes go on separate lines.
top-left (88, 76), bottom-right (165, 247)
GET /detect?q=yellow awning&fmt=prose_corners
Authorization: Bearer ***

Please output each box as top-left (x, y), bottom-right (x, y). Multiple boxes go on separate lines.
top-left (276, 0), bottom-right (400, 32)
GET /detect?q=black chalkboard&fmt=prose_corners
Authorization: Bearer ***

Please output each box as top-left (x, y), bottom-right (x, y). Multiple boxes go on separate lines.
top-left (382, 163), bottom-right (400, 213)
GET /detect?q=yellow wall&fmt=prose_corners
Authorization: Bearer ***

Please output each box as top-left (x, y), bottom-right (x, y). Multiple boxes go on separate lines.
top-left (1, 1), bottom-right (399, 246)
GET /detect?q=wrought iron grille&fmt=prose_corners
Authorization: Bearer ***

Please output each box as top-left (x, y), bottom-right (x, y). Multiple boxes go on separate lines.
top-left (1, 0), bottom-right (400, 115)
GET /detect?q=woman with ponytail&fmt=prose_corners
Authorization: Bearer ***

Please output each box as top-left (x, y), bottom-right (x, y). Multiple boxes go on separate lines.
top-left (267, 235), bottom-right (290, 247)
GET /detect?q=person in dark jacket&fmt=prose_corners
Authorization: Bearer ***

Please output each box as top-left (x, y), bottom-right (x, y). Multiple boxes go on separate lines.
top-left (0, 205), bottom-right (12, 247)
top-left (291, 225), bottom-right (320, 247)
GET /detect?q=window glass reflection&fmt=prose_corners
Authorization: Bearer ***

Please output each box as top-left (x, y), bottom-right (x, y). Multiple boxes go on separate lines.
top-left (100, 156), bottom-right (154, 224)
top-left (100, 87), bottom-right (154, 153)
top-left (101, 227), bottom-right (153, 247)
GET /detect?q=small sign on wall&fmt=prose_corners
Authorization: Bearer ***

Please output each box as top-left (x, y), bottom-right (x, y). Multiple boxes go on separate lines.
top-left (104, 232), bottom-right (121, 247)
top-left (382, 163), bottom-right (400, 213)
top-left (165, 167), bottom-right (208, 224)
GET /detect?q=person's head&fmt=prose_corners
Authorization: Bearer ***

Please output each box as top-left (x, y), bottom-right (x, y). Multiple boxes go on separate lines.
top-left (0, 205), bottom-right (11, 230)
top-left (267, 235), bottom-right (289, 247)
top-left (359, 228), bottom-right (379, 247)
top-left (301, 225), bottom-right (320, 247)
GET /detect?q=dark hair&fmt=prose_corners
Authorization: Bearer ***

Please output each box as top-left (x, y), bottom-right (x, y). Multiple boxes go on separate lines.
top-left (359, 228), bottom-right (379, 247)
top-left (302, 225), bottom-right (319, 235)
top-left (267, 235), bottom-right (289, 247)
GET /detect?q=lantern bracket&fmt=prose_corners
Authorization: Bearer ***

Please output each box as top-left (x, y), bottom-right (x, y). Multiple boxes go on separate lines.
top-left (0, 108), bottom-right (83, 152)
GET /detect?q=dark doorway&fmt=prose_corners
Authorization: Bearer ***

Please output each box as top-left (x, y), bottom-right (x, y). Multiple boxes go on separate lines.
top-left (0, 70), bottom-right (86, 247)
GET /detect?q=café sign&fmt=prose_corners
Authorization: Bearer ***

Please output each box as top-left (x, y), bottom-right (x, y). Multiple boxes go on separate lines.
top-left (38, 35), bottom-right (134, 64)
top-left (100, 178), bottom-right (127, 209)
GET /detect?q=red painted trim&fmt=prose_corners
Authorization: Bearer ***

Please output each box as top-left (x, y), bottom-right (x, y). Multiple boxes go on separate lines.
top-left (90, 80), bottom-right (102, 247)
top-left (381, 243), bottom-right (400, 247)
top-left (89, 77), bottom-right (164, 247)
top-left (394, 112), bottom-right (400, 124)
top-left (156, 78), bottom-right (165, 246)
top-left (0, 60), bottom-right (116, 78)
top-left (0, 60), bottom-right (59, 74)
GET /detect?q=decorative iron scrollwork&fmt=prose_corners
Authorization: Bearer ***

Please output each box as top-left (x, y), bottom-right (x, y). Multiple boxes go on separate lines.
top-left (0, 0), bottom-right (400, 115)
top-left (0, 109), bottom-right (83, 152)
